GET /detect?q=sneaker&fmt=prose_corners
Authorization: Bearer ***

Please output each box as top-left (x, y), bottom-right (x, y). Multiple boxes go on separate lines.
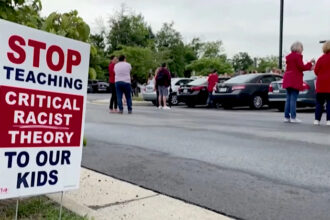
top-left (158, 106), bottom-right (162, 109)
top-left (313, 120), bottom-right (320, 125)
top-left (118, 111), bottom-right (123, 114)
top-left (109, 109), bottom-right (116, 113)
top-left (290, 118), bottom-right (302, 123)
top-left (326, 121), bottom-right (330, 126)
top-left (283, 118), bottom-right (290, 123)
top-left (163, 106), bottom-right (171, 110)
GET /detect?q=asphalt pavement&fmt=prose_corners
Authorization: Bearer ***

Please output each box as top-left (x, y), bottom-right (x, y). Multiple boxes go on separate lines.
top-left (83, 93), bottom-right (330, 220)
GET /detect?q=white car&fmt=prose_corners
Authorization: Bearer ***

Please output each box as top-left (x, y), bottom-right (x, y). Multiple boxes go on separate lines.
top-left (142, 78), bottom-right (193, 105)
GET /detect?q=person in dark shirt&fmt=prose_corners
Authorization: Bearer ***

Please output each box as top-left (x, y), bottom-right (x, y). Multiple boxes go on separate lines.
top-left (155, 63), bottom-right (171, 110)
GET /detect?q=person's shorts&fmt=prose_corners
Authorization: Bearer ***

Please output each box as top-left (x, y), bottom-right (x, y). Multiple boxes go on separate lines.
top-left (158, 86), bottom-right (169, 97)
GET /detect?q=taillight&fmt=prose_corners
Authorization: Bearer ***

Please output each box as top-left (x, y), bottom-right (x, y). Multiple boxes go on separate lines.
top-left (302, 82), bottom-right (310, 91)
top-left (232, 85), bottom-right (246, 91)
top-left (191, 86), bottom-right (204, 91)
top-left (269, 84), bottom-right (274, 92)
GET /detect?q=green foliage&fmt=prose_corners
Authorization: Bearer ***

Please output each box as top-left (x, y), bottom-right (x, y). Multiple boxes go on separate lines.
top-left (186, 58), bottom-right (233, 76)
top-left (200, 41), bottom-right (224, 58)
top-left (107, 8), bottom-right (154, 52)
top-left (113, 46), bottom-right (158, 83)
top-left (89, 32), bottom-right (110, 81)
top-left (0, 0), bottom-right (43, 29)
top-left (257, 56), bottom-right (278, 73)
top-left (41, 10), bottom-right (90, 42)
top-left (0, 196), bottom-right (87, 219)
top-left (155, 22), bottom-right (187, 77)
top-left (231, 52), bottom-right (254, 72)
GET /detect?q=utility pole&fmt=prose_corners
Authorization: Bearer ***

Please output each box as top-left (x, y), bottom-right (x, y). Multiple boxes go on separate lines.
top-left (279, 0), bottom-right (284, 70)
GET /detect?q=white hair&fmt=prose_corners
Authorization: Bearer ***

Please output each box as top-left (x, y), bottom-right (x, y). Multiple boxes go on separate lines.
top-left (290, 41), bottom-right (303, 53)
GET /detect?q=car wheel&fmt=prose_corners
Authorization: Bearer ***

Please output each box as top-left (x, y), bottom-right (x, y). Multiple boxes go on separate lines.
top-left (250, 95), bottom-right (263, 109)
top-left (170, 94), bottom-right (179, 105)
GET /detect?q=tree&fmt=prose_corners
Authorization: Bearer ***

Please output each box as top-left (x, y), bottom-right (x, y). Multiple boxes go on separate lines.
top-left (113, 46), bottom-right (158, 83)
top-left (231, 52), bottom-right (254, 72)
top-left (200, 41), bottom-right (224, 58)
top-left (155, 22), bottom-right (186, 77)
top-left (107, 8), bottom-right (154, 52)
top-left (0, 0), bottom-right (43, 29)
top-left (41, 10), bottom-right (90, 42)
top-left (88, 32), bottom-right (110, 80)
top-left (257, 56), bottom-right (279, 73)
top-left (186, 58), bottom-right (233, 76)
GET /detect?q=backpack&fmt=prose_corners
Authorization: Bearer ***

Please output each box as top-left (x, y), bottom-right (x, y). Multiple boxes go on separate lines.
top-left (156, 69), bottom-right (168, 86)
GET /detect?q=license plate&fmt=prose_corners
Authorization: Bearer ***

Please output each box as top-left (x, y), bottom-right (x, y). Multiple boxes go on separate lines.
top-left (273, 90), bottom-right (280, 93)
top-left (219, 88), bottom-right (227, 92)
top-left (183, 89), bottom-right (188, 93)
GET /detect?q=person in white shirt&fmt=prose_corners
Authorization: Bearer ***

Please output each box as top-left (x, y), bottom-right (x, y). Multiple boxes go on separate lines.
top-left (114, 55), bottom-right (132, 114)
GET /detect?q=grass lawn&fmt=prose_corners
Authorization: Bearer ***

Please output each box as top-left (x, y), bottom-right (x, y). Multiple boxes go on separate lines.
top-left (0, 196), bottom-right (87, 220)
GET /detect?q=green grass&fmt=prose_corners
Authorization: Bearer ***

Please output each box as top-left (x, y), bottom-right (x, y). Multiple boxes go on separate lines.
top-left (132, 96), bottom-right (144, 101)
top-left (0, 196), bottom-right (87, 220)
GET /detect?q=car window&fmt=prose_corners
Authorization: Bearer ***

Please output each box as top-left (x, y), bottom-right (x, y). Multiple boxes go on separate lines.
top-left (225, 74), bottom-right (257, 83)
top-left (259, 76), bottom-right (275, 84)
top-left (188, 78), bottom-right (207, 86)
top-left (275, 76), bottom-right (283, 81)
top-left (303, 71), bottom-right (316, 81)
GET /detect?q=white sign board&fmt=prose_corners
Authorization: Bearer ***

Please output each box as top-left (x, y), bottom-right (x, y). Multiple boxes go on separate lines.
top-left (0, 19), bottom-right (90, 199)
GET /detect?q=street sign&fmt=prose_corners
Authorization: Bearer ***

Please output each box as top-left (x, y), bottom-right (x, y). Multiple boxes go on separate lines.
top-left (0, 19), bottom-right (90, 199)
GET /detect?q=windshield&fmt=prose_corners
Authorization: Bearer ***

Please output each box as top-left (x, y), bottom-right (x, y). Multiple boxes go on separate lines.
top-left (225, 74), bottom-right (257, 84)
top-left (303, 71), bottom-right (316, 81)
top-left (188, 78), bottom-right (207, 86)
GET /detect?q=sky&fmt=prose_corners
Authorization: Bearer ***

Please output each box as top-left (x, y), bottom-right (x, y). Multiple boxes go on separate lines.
top-left (41, 0), bottom-right (330, 61)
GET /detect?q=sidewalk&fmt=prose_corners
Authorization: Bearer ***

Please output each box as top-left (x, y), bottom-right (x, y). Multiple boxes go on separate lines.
top-left (48, 168), bottom-right (232, 220)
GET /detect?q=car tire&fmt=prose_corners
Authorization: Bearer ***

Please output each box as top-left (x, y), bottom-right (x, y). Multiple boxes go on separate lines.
top-left (170, 94), bottom-right (179, 106)
top-left (250, 95), bottom-right (264, 109)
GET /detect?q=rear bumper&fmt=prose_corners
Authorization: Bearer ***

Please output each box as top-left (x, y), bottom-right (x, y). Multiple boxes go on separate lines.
top-left (213, 93), bottom-right (249, 105)
top-left (268, 96), bottom-right (316, 107)
top-left (142, 93), bottom-right (156, 101)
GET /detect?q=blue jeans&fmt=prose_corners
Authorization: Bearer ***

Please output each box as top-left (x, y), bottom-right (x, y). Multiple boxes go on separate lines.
top-left (284, 88), bottom-right (299, 119)
top-left (315, 93), bottom-right (330, 121)
top-left (116, 81), bottom-right (132, 112)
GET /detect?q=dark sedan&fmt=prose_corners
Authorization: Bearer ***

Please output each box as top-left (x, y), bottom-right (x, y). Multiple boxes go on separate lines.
top-left (213, 73), bottom-right (283, 109)
top-left (178, 76), bottom-right (230, 107)
top-left (268, 71), bottom-right (316, 111)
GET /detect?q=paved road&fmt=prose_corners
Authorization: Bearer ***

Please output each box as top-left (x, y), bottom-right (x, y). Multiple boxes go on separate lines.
top-left (82, 94), bottom-right (330, 220)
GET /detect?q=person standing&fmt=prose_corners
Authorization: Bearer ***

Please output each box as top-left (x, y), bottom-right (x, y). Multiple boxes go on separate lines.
top-left (313, 41), bottom-right (330, 126)
top-left (207, 70), bottom-right (219, 108)
top-left (282, 42), bottom-right (314, 123)
top-left (108, 56), bottom-right (118, 113)
top-left (114, 55), bottom-right (133, 114)
top-left (155, 63), bottom-right (171, 110)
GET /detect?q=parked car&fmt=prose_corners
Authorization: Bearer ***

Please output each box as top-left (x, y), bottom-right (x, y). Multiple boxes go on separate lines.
top-left (268, 71), bottom-right (316, 111)
top-left (142, 78), bottom-right (193, 105)
top-left (178, 76), bottom-right (230, 107)
top-left (88, 80), bottom-right (110, 93)
top-left (213, 73), bottom-right (283, 109)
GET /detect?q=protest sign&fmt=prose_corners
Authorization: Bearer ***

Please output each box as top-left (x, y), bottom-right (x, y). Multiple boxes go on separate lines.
top-left (0, 19), bottom-right (90, 199)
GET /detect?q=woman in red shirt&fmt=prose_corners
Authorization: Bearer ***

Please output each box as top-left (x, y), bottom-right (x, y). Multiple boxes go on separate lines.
top-left (282, 42), bottom-right (314, 123)
top-left (314, 41), bottom-right (330, 126)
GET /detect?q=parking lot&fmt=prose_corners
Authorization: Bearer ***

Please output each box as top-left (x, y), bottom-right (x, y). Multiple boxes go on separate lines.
top-left (83, 93), bottom-right (330, 220)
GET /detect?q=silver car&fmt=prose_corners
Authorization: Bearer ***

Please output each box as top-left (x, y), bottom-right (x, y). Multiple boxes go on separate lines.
top-left (142, 78), bottom-right (193, 105)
